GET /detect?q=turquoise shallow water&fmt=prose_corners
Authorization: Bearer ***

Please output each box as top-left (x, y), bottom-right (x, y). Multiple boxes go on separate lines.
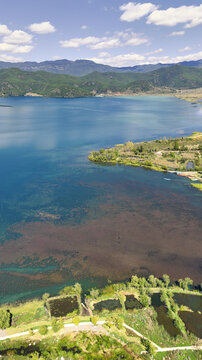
top-left (0, 96), bottom-right (201, 303)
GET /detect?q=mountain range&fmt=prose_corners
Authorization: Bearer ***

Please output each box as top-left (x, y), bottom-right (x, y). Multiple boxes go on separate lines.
top-left (0, 59), bottom-right (202, 77)
top-left (1, 65), bottom-right (202, 98)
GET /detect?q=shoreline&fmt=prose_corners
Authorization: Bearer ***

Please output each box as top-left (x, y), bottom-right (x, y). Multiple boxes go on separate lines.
top-left (0, 89), bottom-right (202, 103)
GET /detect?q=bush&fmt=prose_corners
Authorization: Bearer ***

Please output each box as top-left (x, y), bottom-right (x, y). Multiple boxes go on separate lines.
top-left (39, 325), bottom-right (48, 336)
top-left (73, 316), bottom-right (80, 326)
top-left (0, 310), bottom-right (11, 329)
top-left (141, 338), bottom-right (156, 355)
top-left (51, 318), bottom-right (63, 333)
top-left (144, 160), bottom-right (153, 167)
top-left (91, 316), bottom-right (98, 325)
top-left (139, 293), bottom-right (150, 307)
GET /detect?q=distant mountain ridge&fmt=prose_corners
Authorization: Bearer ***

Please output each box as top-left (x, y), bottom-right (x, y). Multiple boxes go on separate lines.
top-left (1, 65), bottom-right (202, 98)
top-left (0, 58), bottom-right (201, 76)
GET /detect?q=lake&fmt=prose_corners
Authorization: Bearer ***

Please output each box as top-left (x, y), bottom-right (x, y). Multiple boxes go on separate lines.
top-left (0, 95), bottom-right (201, 304)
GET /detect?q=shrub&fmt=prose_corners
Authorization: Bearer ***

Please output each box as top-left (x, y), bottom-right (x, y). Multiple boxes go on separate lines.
top-left (0, 310), bottom-right (11, 329)
top-left (141, 338), bottom-right (156, 355)
top-left (51, 318), bottom-right (61, 333)
top-left (144, 160), bottom-right (153, 167)
top-left (73, 316), bottom-right (80, 326)
top-left (39, 325), bottom-right (48, 336)
top-left (91, 316), bottom-right (98, 325)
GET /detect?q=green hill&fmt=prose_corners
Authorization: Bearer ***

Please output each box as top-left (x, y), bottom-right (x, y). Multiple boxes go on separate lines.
top-left (0, 65), bottom-right (202, 98)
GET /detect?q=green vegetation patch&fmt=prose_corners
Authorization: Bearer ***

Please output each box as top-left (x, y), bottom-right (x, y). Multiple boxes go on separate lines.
top-left (89, 133), bottom-right (202, 185)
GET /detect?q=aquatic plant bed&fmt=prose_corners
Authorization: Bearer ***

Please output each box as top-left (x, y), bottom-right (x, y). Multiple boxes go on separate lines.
top-left (93, 299), bottom-right (121, 312)
top-left (125, 295), bottom-right (143, 310)
top-left (47, 295), bottom-right (79, 317)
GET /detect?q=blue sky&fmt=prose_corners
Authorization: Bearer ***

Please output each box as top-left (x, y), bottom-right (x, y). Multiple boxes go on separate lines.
top-left (0, 0), bottom-right (202, 66)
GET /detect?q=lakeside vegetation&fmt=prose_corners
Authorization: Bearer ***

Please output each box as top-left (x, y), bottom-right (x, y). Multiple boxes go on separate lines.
top-left (89, 132), bottom-right (202, 189)
top-left (175, 88), bottom-right (202, 103)
top-left (1, 65), bottom-right (202, 98)
top-left (0, 274), bottom-right (201, 359)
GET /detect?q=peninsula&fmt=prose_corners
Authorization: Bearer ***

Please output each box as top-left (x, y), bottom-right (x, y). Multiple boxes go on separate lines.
top-left (89, 132), bottom-right (202, 190)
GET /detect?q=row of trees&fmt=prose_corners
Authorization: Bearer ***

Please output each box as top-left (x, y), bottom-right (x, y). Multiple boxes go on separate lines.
top-left (160, 290), bottom-right (187, 335)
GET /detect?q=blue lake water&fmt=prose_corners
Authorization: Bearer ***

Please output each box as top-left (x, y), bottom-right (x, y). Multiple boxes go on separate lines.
top-left (0, 96), bottom-right (201, 303)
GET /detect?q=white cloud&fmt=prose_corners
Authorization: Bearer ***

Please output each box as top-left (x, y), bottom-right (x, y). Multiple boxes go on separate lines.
top-left (98, 52), bottom-right (110, 57)
top-left (29, 21), bottom-right (56, 34)
top-left (81, 25), bottom-right (87, 30)
top-left (52, 55), bottom-right (62, 60)
top-left (120, 2), bottom-right (158, 22)
top-left (146, 51), bottom-right (202, 64)
top-left (145, 48), bottom-right (163, 55)
top-left (0, 24), bottom-right (11, 36)
top-left (0, 43), bottom-right (33, 53)
top-left (88, 49), bottom-right (202, 67)
top-left (90, 38), bottom-right (120, 50)
top-left (60, 36), bottom-right (100, 48)
top-left (60, 31), bottom-right (148, 50)
top-left (88, 53), bottom-right (145, 67)
top-left (125, 33), bottom-right (148, 46)
top-left (147, 5), bottom-right (202, 28)
top-left (3, 30), bottom-right (32, 44)
top-left (178, 46), bottom-right (192, 53)
top-left (169, 31), bottom-right (185, 37)
top-left (0, 54), bottom-right (23, 62)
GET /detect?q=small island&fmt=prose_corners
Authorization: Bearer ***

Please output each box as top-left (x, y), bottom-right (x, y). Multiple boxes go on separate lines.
top-left (89, 132), bottom-right (202, 190)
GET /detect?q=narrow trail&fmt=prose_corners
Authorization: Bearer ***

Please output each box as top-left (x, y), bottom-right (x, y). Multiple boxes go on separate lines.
top-left (0, 321), bottom-right (201, 354)
top-left (123, 323), bottom-right (202, 353)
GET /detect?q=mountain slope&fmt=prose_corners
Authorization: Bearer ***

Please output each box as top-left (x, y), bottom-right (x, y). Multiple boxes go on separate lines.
top-left (0, 59), bottom-right (201, 76)
top-left (0, 65), bottom-right (202, 98)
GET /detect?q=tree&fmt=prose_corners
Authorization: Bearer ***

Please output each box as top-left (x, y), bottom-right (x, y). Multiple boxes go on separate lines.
top-left (162, 274), bottom-right (170, 288)
top-left (42, 293), bottom-right (50, 303)
top-left (183, 277), bottom-right (193, 290)
top-left (178, 278), bottom-right (183, 288)
top-left (0, 310), bottom-right (11, 330)
top-left (157, 279), bottom-right (165, 288)
top-left (74, 283), bottom-right (82, 314)
top-left (139, 292), bottom-right (150, 307)
top-left (173, 140), bottom-right (180, 151)
top-left (131, 275), bottom-right (139, 288)
top-left (112, 283), bottom-right (121, 293)
top-left (148, 275), bottom-right (157, 288)
top-left (90, 288), bottom-right (99, 299)
top-left (118, 294), bottom-right (126, 314)
top-left (138, 277), bottom-right (149, 288)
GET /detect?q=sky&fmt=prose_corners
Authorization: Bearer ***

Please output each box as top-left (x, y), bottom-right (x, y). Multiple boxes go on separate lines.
top-left (0, 0), bottom-right (202, 67)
